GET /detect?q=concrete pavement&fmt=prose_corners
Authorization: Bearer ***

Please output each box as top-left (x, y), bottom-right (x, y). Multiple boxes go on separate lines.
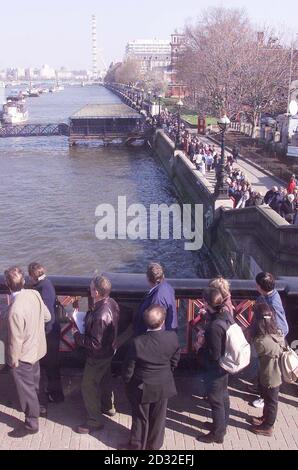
top-left (197, 135), bottom-right (282, 197)
top-left (0, 368), bottom-right (297, 450)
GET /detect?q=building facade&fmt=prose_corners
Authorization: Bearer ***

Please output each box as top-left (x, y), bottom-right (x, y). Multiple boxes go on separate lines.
top-left (125, 39), bottom-right (171, 74)
top-left (167, 32), bottom-right (187, 98)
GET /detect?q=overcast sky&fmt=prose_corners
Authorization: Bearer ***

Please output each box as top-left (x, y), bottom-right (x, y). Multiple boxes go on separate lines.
top-left (1, 0), bottom-right (297, 70)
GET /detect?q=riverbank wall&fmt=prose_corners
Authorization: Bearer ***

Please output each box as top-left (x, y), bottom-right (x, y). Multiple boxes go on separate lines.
top-left (152, 129), bottom-right (298, 278)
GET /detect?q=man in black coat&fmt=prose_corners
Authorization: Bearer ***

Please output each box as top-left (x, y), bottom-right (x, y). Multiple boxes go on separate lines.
top-left (73, 276), bottom-right (119, 434)
top-left (264, 186), bottom-right (279, 209)
top-left (121, 305), bottom-right (180, 450)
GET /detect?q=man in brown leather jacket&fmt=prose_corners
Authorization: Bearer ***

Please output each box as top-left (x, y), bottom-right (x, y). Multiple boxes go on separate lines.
top-left (73, 276), bottom-right (119, 434)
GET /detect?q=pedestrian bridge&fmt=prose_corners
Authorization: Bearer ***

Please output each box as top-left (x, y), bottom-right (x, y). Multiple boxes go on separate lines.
top-left (0, 123), bottom-right (70, 138)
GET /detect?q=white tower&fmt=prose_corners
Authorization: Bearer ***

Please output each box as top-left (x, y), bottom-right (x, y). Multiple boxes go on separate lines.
top-left (92, 15), bottom-right (98, 80)
top-left (91, 15), bottom-right (107, 81)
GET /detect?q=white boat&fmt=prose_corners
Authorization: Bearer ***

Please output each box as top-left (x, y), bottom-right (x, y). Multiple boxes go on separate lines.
top-left (28, 88), bottom-right (40, 97)
top-left (6, 89), bottom-right (23, 101)
top-left (2, 100), bottom-right (28, 124)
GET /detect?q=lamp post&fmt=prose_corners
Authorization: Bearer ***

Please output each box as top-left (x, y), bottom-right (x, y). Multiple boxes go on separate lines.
top-left (175, 99), bottom-right (183, 149)
top-left (157, 94), bottom-right (163, 127)
top-left (147, 90), bottom-right (152, 116)
top-left (158, 95), bottom-right (162, 115)
top-left (214, 114), bottom-right (230, 198)
top-left (140, 88), bottom-right (144, 109)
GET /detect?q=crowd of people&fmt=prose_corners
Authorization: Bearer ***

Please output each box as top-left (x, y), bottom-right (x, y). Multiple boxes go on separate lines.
top-left (1, 262), bottom-right (291, 450)
top-left (263, 182), bottom-right (298, 224)
top-left (154, 109), bottom-right (298, 225)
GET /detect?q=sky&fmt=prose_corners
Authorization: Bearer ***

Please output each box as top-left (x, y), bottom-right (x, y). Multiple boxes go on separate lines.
top-left (0, 0), bottom-right (297, 70)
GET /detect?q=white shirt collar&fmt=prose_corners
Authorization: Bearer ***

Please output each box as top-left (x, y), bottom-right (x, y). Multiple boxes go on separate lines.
top-left (11, 289), bottom-right (24, 299)
top-left (147, 326), bottom-right (163, 332)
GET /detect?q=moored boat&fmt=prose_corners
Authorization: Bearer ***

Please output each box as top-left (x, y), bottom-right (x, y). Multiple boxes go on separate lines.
top-left (2, 100), bottom-right (28, 124)
top-left (28, 88), bottom-right (40, 97)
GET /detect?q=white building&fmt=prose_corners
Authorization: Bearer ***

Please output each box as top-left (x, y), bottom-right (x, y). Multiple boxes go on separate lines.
top-left (125, 39), bottom-right (171, 73)
top-left (13, 68), bottom-right (26, 80)
top-left (56, 67), bottom-right (72, 80)
top-left (40, 64), bottom-right (56, 80)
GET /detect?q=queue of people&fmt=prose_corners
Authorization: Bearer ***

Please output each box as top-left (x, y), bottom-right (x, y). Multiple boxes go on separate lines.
top-left (157, 108), bottom-right (298, 225)
top-left (264, 183), bottom-right (298, 224)
top-left (1, 262), bottom-right (290, 449)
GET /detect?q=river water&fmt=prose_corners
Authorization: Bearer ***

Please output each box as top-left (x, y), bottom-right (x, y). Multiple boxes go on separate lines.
top-left (0, 85), bottom-right (216, 278)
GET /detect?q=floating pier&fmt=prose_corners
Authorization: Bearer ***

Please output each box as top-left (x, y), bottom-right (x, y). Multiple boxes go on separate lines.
top-left (69, 103), bottom-right (145, 145)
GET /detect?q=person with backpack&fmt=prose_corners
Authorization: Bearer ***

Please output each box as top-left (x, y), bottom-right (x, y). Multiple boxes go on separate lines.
top-left (196, 288), bottom-right (234, 444)
top-left (249, 302), bottom-right (285, 437)
top-left (209, 277), bottom-right (234, 315)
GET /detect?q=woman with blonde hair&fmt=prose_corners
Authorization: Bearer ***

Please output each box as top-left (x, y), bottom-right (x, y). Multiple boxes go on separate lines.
top-left (196, 288), bottom-right (234, 444)
top-left (209, 277), bottom-right (234, 315)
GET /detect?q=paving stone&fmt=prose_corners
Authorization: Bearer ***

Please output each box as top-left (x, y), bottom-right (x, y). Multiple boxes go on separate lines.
top-left (0, 372), bottom-right (297, 450)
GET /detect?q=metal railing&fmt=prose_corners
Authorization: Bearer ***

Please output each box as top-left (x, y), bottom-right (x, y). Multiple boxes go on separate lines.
top-left (1, 274), bottom-right (297, 359)
top-left (0, 123), bottom-right (70, 138)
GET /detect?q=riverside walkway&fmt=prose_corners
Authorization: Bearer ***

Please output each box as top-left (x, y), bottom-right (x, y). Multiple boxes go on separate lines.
top-left (0, 367), bottom-right (297, 450)
top-left (189, 133), bottom-right (282, 197)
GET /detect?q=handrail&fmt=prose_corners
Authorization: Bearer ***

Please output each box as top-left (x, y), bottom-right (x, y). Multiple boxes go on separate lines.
top-left (1, 274), bottom-right (298, 356)
top-left (0, 273), bottom-right (295, 298)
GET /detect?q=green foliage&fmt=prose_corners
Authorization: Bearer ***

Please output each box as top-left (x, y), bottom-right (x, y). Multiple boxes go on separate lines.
top-left (181, 114), bottom-right (217, 126)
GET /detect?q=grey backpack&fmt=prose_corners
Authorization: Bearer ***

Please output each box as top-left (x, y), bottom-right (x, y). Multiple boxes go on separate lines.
top-left (219, 322), bottom-right (251, 374)
top-left (279, 345), bottom-right (298, 384)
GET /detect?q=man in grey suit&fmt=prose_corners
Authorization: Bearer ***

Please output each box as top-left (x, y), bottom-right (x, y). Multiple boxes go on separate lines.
top-left (121, 305), bottom-right (180, 450)
top-left (5, 266), bottom-right (51, 438)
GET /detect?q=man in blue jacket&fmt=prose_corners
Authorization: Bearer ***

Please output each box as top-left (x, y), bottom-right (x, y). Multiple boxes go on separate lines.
top-left (134, 263), bottom-right (178, 336)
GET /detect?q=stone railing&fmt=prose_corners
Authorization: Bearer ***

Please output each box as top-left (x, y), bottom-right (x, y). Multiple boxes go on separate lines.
top-left (219, 205), bottom-right (298, 275)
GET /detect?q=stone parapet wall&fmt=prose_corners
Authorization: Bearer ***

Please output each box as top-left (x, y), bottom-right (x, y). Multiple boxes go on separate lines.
top-left (219, 206), bottom-right (298, 276)
top-left (152, 129), bottom-right (298, 277)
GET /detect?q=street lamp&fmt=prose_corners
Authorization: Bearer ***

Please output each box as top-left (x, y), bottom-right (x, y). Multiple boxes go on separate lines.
top-left (134, 90), bottom-right (138, 106)
top-left (158, 94), bottom-right (163, 127)
top-left (158, 94), bottom-right (162, 116)
top-left (214, 114), bottom-right (231, 198)
top-left (175, 99), bottom-right (184, 149)
top-left (146, 90), bottom-right (152, 116)
top-left (140, 88), bottom-right (144, 109)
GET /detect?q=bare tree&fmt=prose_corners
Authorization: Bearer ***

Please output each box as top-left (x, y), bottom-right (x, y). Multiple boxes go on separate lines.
top-left (241, 30), bottom-right (289, 135)
top-left (114, 59), bottom-right (142, 85)
top-left (139, 69), bottom-right (168, 95)
top-left (104, 62), bottom-right (122, 83)
top-left (177, 7), bottom-right (290, 132)
top-left (177, 7), bottom-right (253, 118)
